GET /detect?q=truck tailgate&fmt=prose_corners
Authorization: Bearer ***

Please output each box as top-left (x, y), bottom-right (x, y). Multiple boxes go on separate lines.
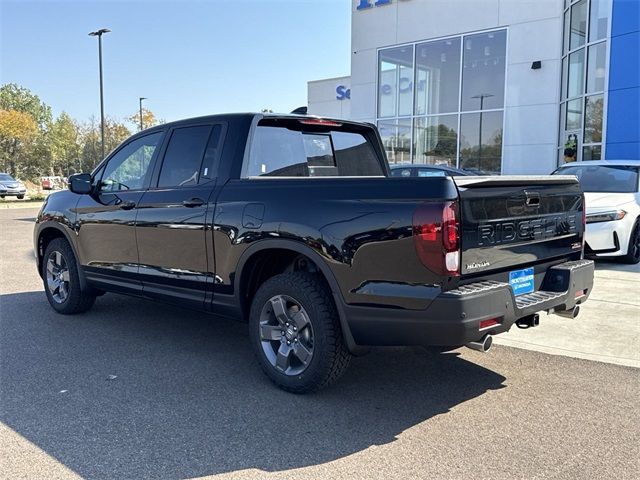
top-left (454, 175), bottom-right (584, 276)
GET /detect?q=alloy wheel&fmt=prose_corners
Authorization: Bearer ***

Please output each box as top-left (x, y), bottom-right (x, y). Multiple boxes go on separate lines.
top-left (46, 250), bottom-right (70, 304)
top-left (259, 295), bottom-right (314, 376)
top-left (632, 223), bottom-right (640, 261)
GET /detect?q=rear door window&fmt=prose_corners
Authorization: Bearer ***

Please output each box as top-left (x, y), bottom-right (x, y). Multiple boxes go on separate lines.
top-left (244, 121), bottom-right (384, 178)
top-left (157, 126), bottom-right (211, 188)
top-left (199, 124), bottom-right (224, 181)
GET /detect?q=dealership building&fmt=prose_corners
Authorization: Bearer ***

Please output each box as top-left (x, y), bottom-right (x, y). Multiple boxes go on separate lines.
top-left (307, 0), bottom-right (639, 174)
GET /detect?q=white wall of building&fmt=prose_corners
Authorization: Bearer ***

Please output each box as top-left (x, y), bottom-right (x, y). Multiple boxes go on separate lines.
top-left (307, 76), bottom-right (351, 119)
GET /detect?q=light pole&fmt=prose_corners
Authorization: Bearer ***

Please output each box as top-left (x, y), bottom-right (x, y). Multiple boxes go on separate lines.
top-left (471, 93), bottom-right (494, 163)
top-left (88, 28), bottom-right (111, 161)
top-left (139, 97), bottom-right (147, 131)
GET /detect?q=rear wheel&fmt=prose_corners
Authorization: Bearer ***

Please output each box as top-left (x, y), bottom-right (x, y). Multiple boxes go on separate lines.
top-left (249, 272), bottom-right (351, 393)
top-left (43, 238), bottom-right (96, 314)
top-left (621, 219), bottom-right (640, 264)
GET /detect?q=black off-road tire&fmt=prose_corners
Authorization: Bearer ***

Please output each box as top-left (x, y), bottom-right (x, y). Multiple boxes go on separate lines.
top-left (43, 238), bottom-right (96, 314)
top-left (621, 219), bottom-right (640, 264)
top-left (17, 195), bottom-right (24, 199)
top-left (249, 272), bottom-right (351, 393)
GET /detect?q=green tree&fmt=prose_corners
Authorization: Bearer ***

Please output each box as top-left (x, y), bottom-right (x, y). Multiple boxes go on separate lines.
top-left (0, 83), bottom-right (53, 131)
top-left (50, 112), bottom-right (81, 176)
top-left (0, 109), bottom-right (38, 176)
top-left (126, 108), bottom-right (161, 132)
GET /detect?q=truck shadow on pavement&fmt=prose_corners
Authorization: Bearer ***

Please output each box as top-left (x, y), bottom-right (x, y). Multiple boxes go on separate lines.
top-left (1, 291), bottom-right (506, 479)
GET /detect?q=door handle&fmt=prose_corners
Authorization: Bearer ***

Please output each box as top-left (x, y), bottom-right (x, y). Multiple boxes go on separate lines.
top-left (183, 197), bottom-right (205, 208)
top-left (119, 200), bottom-right (136, 210)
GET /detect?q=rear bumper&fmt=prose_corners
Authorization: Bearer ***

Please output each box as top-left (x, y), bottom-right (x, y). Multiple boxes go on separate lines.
top-left (343, 259), bottom-right (594, 347)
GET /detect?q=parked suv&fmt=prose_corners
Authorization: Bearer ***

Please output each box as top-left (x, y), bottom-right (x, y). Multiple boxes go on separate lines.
top-left (35, 114), bottom-right (594, 392)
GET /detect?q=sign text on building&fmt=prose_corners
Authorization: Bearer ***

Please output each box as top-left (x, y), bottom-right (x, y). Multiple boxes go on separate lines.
top-left (357, 0), bottom-right (408, 10)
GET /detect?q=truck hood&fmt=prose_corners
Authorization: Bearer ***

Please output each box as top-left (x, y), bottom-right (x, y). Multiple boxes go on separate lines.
top-left (584, 192), bottom-right (636, 212)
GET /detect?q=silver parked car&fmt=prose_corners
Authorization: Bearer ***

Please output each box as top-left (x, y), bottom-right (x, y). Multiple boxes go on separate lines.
top-left (0, 173), bottom-right (27, 199)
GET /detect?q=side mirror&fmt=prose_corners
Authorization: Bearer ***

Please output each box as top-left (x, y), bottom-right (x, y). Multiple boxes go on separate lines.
top-left (68, 173), bottom-right (93, 194)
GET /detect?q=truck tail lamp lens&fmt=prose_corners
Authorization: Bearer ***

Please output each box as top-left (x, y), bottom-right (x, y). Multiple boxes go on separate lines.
top-left (479, 318), bottom-right (500, 330)
top-left (413, 201), bottom-right (460, 276)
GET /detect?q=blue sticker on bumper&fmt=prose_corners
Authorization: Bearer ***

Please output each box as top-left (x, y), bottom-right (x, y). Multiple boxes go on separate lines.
top-left (509, 267), bottom-right (534, 296)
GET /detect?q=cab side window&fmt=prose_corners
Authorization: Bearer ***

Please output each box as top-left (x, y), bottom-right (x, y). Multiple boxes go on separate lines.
top-left (99, 132), bottom-right (162, 192)
top-left (157, 126), bottom-right (212, 188)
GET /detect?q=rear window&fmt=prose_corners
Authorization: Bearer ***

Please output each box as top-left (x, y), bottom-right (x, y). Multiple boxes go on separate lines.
top-left (418, 169), bottom-right (447, 177)
top-left (391, 167), bottom-right (413, 177)
top-left (556, 165), bottom-right (639, 193)
top-left (244, 120), bottom-right (384, 178)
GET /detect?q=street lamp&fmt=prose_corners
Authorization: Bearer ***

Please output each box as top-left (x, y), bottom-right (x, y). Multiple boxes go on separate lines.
top-left (139, 97), bottom-right (147, 131)
top-left (88, 28), bottom-right (111, 161)
top-left (471, 93), bottom-right (494, 163)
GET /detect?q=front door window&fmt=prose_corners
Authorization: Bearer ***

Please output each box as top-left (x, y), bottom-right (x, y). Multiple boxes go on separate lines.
top-left (99, 132), bottom-right (162, 192)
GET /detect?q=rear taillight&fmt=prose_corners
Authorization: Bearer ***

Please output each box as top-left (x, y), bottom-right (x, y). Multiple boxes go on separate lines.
top-left (413, 201), bottom-right (460, 276)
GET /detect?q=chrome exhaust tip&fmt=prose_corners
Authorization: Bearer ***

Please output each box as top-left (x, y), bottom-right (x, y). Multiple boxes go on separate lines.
top-left (516, 314), bottom-right (540, 329)
top-left (466, 334), bottom-right (493, 353)
top-left (555, 305), bottom-right (580, 319)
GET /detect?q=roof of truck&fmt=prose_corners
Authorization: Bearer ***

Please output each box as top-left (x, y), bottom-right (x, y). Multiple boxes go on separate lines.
top-left (140, 113), bottom-right (369, 134)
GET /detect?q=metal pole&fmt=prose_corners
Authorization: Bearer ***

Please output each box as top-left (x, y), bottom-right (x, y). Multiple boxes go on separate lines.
top-left (139, 97), bottom-right (147, 131)
top-left (98, 33), bottom-right (105, 161)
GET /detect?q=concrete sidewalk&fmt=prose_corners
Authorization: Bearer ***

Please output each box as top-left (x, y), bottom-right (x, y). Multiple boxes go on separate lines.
top-left (496, 260), bottom-right (640, 368)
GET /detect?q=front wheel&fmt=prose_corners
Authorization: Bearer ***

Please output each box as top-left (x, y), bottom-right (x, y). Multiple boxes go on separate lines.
top-left (43, 238), bottom-right (96, 314)
top-left (621, 219), bottom-right (640, 264)
top-left (17, 195), bottom-right (24, 199)
top-left (249, 272), bottom-right (351, 393)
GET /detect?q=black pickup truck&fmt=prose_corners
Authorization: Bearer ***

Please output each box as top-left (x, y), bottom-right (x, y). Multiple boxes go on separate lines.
top-left (34, 113), bottom-right (594, 392)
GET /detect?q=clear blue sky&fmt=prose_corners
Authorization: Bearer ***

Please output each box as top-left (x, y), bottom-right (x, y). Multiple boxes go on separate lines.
top-left (0, 0), bottom-right (351, 124)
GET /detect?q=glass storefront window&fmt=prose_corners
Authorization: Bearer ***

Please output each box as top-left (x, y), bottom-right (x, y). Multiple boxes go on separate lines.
top-left (584, 94), bottom-right (604, 143)
top-left (566, 98), bottom-right (583, 131)
top-left (377, 29), bottom-right (505, 172)
top-left (583, 145), bottom-right (602, 160)
top-left (412, 115), bottom-right (458, 166)
top-left (378, 46), bottom-right (414, 118)
top-left (586, 42), bottom-right (607, 93)
top-left (567, 49), bottom-right (585, 98)
top-left (589, 0), bottom-right (610, 42)
top-left (559, 0), bottom-right (609, 165)
top-left (377, 119), bottom-right (412, 164)
top-left (569, 0), bottom-right (588, 51)
top-left (459, 111), bottom-right (503, 174)
top-left (414, 38), bottom-right (461, 115)
top-left (460, 30), bottom-right (506, 111)
top-left (559, 102), bottom-right (567, 145)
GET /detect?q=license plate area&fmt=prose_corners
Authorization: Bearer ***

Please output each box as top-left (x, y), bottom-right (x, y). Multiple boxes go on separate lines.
top-left (509, 267), bottom-right (534, 296)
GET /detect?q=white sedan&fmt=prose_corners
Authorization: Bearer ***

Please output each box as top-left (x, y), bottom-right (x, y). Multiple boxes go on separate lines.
top-left (554, 161), bottom-right (640, 264)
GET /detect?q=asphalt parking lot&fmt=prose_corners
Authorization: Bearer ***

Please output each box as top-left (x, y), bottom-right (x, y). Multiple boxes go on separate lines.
top-left (1, 207), bottom-right (639, 480)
